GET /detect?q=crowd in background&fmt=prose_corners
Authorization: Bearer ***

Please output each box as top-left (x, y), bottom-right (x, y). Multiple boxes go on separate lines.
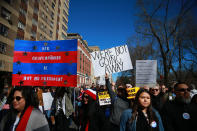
top-left (0, 75), bottom-right (197, 131)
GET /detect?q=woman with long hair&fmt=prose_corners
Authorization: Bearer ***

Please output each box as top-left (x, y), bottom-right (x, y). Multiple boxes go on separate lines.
top-left (120, 88), bottom-right (164, 131)
top-left (0, 86), bottom-right (49, 131)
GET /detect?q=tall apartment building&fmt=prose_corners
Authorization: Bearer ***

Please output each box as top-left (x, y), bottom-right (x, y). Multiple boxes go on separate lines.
top-left (0, 0), bottom-right (70, 87)
top-left (66, 33), bottom-right (92, 87)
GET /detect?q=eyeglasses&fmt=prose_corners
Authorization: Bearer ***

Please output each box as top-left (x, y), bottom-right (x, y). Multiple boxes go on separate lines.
top-left (176, 88), bottom-right (190, 92)
top-left (13, 96), bottom-right (23, 101)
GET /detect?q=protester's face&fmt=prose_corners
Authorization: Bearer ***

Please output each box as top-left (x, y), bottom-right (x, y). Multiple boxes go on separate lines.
top-left (150, 86), bottom-right (160, 96)
top-left (3, 87), bottom-right (9, 95)
top-left (12, 91), bottom-right (26, 112)
top-left (83, 93), bottom-right (89, 104)
top-left (175, 84), bottom-right (191, 104)
top-left (138, 92), bottom-right (151, 108)
top-left (143, 85), bottom-right (150, 91)
top-left (143, 86), bottom-right (150, 91)
top-left (161, 85), bottom-right (167, 93)
top-left (117, 87), bottom-right (127, 97)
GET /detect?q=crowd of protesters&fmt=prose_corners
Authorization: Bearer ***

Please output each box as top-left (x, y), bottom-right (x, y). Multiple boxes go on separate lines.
top-left (0, 74), bottom-right (197, 131)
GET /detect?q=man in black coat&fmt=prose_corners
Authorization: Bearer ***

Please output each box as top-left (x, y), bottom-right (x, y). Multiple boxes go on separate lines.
top-left (161, 82), bottom-right (197, 131)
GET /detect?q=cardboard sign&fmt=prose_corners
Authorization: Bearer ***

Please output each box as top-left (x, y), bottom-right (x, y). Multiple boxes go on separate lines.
top-left (42, 92), bottom-right (54, 110)
top-left (12, 39), bottom-right (77, 87)
top-left (91, 45), bottom-right (133, 77)
top-left (98, 91), bottom-right (111, 106)
top-left (127, 87), bottom-right (140, 99)
top-left (136, 60), bottom-right (157, 87)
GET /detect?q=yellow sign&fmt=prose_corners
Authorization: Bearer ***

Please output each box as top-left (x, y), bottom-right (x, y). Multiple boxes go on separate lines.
top-left (98, 91), bottom-right (111, 106)
top-left (127, 87), bottom-right (140, 99)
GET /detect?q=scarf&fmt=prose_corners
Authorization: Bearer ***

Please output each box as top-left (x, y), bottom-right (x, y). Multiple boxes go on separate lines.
top-left (16, 106), bottom-right (33, 131)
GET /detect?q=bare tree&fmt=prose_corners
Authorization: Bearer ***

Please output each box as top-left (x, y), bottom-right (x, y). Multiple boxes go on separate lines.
top-left (134, 0), bottom-right (197, 86)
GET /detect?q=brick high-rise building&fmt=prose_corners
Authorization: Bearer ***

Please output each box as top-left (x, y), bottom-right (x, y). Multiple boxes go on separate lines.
top-left (0, 0), bottom-right (70, 87)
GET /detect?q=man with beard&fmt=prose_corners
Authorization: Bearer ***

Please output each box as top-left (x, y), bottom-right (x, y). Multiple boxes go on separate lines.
top-left (161, 82), bottom-right (197, 131)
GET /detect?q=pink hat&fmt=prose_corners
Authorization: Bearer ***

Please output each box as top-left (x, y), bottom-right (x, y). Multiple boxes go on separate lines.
top-left (85, 89), bottom-right (97, 100)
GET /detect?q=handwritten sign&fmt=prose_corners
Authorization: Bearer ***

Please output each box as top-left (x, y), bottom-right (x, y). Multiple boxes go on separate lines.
top-left (136, 60), bottom-right (157, 87)
top-left (12, 39), bottom-right (77, 87)
top-left (98, 91), bottom-right (111, 106)
top-left (127, 87), bottom-right (140, 99)
top-left (91, 45), bottom-right (133, 77)
top-left (42, 92), bottom-right (54, 110)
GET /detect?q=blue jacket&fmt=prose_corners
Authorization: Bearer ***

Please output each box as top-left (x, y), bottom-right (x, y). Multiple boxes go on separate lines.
top-left (120, 108), bottom-right (164, 131)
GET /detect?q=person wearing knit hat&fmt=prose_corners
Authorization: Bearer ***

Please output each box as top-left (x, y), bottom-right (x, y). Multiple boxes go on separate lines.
top-left (84, 89), bottom-right (97, 101)
top-left (78, 89), bottom-right (100, 131)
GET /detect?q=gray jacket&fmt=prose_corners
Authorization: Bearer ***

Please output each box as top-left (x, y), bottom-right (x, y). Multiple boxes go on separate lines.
top-left (0, 108), bottom-right (49, 131)
top-left (106, 79), bottom-right (129, 126)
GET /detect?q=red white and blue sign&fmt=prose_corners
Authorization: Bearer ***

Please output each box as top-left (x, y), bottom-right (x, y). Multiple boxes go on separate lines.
top-left (12, 39), bottom-right (78, 87)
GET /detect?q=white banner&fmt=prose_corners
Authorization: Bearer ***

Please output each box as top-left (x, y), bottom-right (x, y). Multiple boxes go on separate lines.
top-left (42, 92), bottom-right (54, 110)
top-left (136, 60), bottom-right (157, 87)
top-left (91, 45), bottom-right (133, 77)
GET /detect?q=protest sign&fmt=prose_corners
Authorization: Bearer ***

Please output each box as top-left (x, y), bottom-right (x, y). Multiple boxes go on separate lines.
top-left (136, 60), bottom-right (157, 87)
top-left (98, 91), bottom-right (111, 106)
top-left (90, 45), bottom-right (133, 77)
top-left (98, 75), bottom-right (106, 85)
top-left (127, 87), bottom-right (140, 99)
top-left (12, 39), bottom-right (77, 87)
top-left (42, 92), bottom-right (54, 110)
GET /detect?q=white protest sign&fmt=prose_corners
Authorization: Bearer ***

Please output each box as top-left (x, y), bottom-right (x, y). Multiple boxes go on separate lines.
top-left (91, 45), bottom-right (133, 77)
top-left (98, 75), bottom-right (106, 85)
top-left (42, 92), bottom-right (54, 110)
top-left (136, 60), bottom-right (157, 87)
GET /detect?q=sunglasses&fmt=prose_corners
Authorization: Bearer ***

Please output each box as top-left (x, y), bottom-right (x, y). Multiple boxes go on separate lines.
top-left (176, 88), bottom-right (190, 92)
top-left (152, 89), bottom-right (159, 91)
top-left (83, 95), bottom-right (89, 98)
top-left (13, 96), bottom-right (23, 101)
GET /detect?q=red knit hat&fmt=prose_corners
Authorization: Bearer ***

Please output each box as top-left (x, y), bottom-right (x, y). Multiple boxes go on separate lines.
top-left (84, 89), bottom-right (97, 100)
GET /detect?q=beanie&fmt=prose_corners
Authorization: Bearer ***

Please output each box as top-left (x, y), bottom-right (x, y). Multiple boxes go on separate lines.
top-left (85, 89), bottom-right (97, 100)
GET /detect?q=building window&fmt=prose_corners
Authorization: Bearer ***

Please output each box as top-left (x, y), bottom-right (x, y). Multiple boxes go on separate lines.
top-left (21, 0), bottom-right (28, 4)
top-left (31, 31), bottom-right (36, 38)
top-left (3, 0), bottom-right (11, 4)
top-left (52, 3), bottom-right (55, 9)
top-left (51, 12), bottom-right (54, 20)
top-left (0, 60), bottom-right (5, 69)
top-left (32, 18), bottom-right (38, 26)
top-left (46, 6), bottom-right (49, 12)
top-left (50, 21), bottom-right (53, 28)
top-left (0, 41), bottom-right (7, 54)
top-left (49, 30), bottom-right (53, 37)
top-left (16, 36), bottom-right (23, 40)
top-left (18, 22), bottom-right (25, 30)
top-left (0, 23), bottom-right (8, 37)
top-left (1, 7), bottom-right (11, 21)
top-left (42, 12), bottom-right (45, 19)
top-left (62, 17), bottom-right (67, 25)
top-left (19, 8), bottom-right (26, 16)
top-left (62, 24), bottom-right (67, 32)
top-left (63, 10), bottom-right (68, 18)
top-left (40, 34), bottom-right (43, 39)
top-left (33, 8), bottom-right (38, 14)
top-left (61, 32), bottom-right (66, 39)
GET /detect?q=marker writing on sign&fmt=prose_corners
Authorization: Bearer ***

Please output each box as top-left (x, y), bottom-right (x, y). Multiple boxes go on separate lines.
top-left (91, 45), bottom-right (127, 74)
